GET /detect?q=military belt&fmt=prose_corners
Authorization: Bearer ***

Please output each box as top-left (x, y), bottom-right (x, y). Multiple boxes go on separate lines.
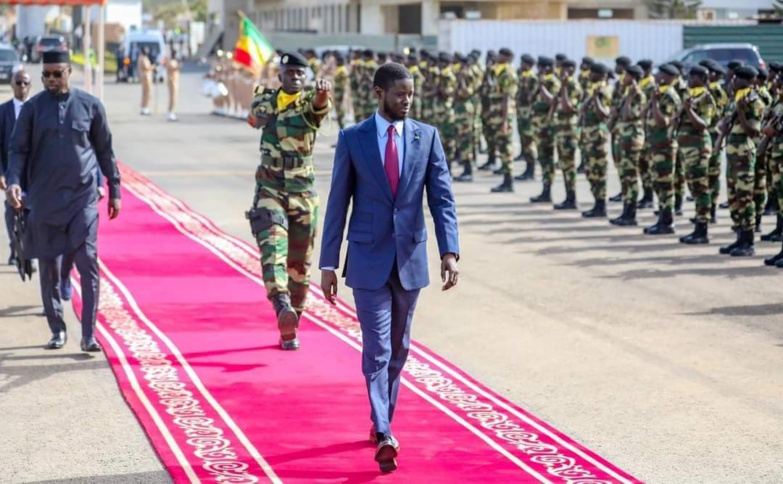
top-left (261, 155), bottom-right (313, 169)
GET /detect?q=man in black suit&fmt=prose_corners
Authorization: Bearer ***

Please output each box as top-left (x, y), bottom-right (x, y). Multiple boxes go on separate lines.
top-left (0, 70), bottom-right (31, 266)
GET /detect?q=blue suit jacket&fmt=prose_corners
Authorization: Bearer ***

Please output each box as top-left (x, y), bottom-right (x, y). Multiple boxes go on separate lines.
top-left (0, 99), bottom-right (14, 179)
top-left (319, 116), bottom-right (459, 291)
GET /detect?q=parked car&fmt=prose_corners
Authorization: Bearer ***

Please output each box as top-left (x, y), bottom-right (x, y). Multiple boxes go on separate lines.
top-left (667, 43), bottom-right (766, 70)
top-left (0, 45), bottom-right (22, 84)
top-left (32, 34), bottom-right (68, 63)
top-left (116, 29), bottom-right (167, 83)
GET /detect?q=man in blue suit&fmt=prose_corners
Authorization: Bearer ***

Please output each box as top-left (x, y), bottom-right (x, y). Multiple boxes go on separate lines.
top-left (1, 70), bottom-right (31, 266)
top-left (320, 63), bottom-right (460, 473)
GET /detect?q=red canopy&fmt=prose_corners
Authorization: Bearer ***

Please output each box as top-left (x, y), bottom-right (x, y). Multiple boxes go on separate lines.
top-left (1, 0), bottom-right (108, 4)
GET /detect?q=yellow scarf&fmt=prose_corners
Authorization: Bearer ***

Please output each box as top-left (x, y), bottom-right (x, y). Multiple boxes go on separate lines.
top-left (351, 59), bottom-right (360, 66)
top-left (587, 81), bottom-right (605, 96)
top-left (277, 90), bottom-right (301, 111)
top-left (639, 76), bottom-right (654, 91)
top-left (580, 69), bottom-right (590, 79)
top-left (409, 65), bottom-right (419, 75)
top-left (419, 61), bottom-right (427, 70)
top-left (709, 81), bottom-right (721, 91)
top-left (493, 62), bottom-right (510, 77)
top-left (688, 87), bottom-right (706, 99)
top-left (520, 70), bottom-right (533, 78)
top-left (441, 65), bottom-right (453, 75)
top-left (335, 66), bottom-right (347, 75)
top-left (657, 84), bottom-right (671, 95)
top-left (544, 73), bottom-right (555, 81)
top-left (555, 66), bottom-right (562, 76)
top-left (734, 87), bottom-right (751, 103)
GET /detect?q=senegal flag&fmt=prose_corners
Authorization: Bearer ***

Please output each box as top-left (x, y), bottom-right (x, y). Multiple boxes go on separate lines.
top-left (233, 17), bottom-right (274, 72)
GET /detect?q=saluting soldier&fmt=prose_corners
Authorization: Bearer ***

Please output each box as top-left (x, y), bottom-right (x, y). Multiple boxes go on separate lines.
top-left (677, 65), bottom-right (716, 245)
top-left (488, 48), bottom-right (518, 193)
top-left (246, 51), bottom-right (332, 350)
top-left (761, 70), bottom-right (783, 266)
top-left (515, 54), bottom-right (538, 181)
top-left (716, 66), bottom-right (764, 257)
top-left (643, 63), bottom-right (682, 235)
top-left (576, 56), bottom-right (595, 174)
top-left (552, 58), bottom-right (583, 209)
top-left (610, 64), bottom-right (646, 227)
top-left (529, 56), bottom-right (560, 202)
top-left (755, 67), bottom-right (774, 226)
top-left (761, 63), bottom-right (783, 243)
top-left (580, 63), bottom-right (613, 218)
top-left (436, 52), bottom-right (458, 170)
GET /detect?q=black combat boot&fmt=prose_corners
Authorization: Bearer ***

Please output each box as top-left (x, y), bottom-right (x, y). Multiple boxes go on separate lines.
top-left (582, 200), bottom-right (607, 218)
top-left (764, 240), bottom-right (783, 266)
top-left (614, 203), bottom-right (638, 226)
top-left (515, 161), bottom-right (535, 181)
top-left (637, 188), bottom-right (654, 209)
top-left (719, 201), bottom-right (730, 209)
top-left (644, 208), bottom-right (675, 235)
top-left (530, 185), bottom-right (551, 203)
top-left (609, 192), bottom-right (623, 203)
top-left (710, 204), bottom-right (717, 224)
top-left (478, 153), bottom-right (496, 171)
top-left (609, 203), bottom-right (629, 225)
top-left (515, 152), bottom-right (525, 161)
top-left (491, 174), bottom-right (513, 193)
top-left (554, 191), bottom-right (577, 210)
top-left (730, 230), bottom-right (755, 257)
top-left (680, 222), bottom-right (709, 244)
top-left (761, 214), bottom-right (783, 242)
top-left (719, 232), bottom-right (741, 255)
top-left (764, 197), bottom-right (778, 216)
top-left (454, 162), bottom-right (473, 182)
top-left (755, 214), bottom-right (763, 233)
top-left (271, 293), bottom-right (300, 350)
top-left (674, 194), bottom-right (683, 216)
top-left (577, 160), bottom-right (586, 174)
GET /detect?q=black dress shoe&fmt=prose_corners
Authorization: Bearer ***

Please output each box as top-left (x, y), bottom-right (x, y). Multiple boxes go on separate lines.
top-left (609, 193), bottom-right (623, 203)
top-left (375, 435), bottom-right (400, 473)
top-left (46, 331), bottom-right (67, 350)
top-left (80, 336), bottom-right (102, 352)
top-left (7, 255), bottom-right (17, 266)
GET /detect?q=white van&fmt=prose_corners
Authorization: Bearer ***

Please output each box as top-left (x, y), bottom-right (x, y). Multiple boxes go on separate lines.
top-left (116, 28), bottom-right (167, 83)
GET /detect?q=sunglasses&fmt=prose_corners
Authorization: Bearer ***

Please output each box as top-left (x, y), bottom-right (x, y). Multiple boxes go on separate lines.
top-left (42, 69), bottom-right (69, 79)
top-left (15, 80), bottom-right (29, 86)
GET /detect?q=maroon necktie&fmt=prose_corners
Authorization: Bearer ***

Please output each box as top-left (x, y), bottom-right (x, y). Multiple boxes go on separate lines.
top-left (385, 125), bottom-right (400, 197)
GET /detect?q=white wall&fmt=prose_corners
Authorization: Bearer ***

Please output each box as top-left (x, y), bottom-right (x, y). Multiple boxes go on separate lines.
top-left (88, 0), bottom-right (143, 38)
top-left (439, 20), bottom-right (686, 65)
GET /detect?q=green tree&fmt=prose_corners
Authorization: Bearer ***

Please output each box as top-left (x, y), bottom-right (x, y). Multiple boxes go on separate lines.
top-left (775, 0), bottom-right (783, 15)
top-left (647, 0), bottom-right (703, 19)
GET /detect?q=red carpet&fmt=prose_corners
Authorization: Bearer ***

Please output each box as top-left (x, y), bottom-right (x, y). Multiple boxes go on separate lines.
top-left (70, 164), bottom-right (640, 483)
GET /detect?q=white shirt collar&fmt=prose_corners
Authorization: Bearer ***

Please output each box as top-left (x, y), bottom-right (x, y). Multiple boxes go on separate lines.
top-left (375, 111), bottom-right (404, 138)
top-left (13, 97), bottom-right (25, 108)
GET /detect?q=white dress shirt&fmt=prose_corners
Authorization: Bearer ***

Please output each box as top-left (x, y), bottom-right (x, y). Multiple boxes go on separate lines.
top-left (13, 97), bottom-right (25, 120)
top-left (374, 111), bottom-right (404, 176)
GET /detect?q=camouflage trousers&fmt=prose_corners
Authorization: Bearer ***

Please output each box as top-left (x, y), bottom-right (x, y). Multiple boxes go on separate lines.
top-left (611, 133), bottom-right (624, 187)
top-left (584, 127), bottom-right (609, 201)
top-left (650, 145), bottom-right (677, 210)
top-left (708, 130), bottom-right (721, 205)
top-left (556, 129), bottom-right (578, 192)
top-left (253, 188), bottom-right (319, 313)
top-left (619, 137), bottom-right (643, 205)
top-left (726, 137), bottom-right (757, 231)
top-left (482, 113), bottom-right (496, 158)
top-left (421, 100), bottom-right (435, 126)
top-left (675, 150), bottom-right (686, 199)
top-left (772, 141), bottom-right (783, 215)
top-left (639, 146), bottom-right (652, 194)
top-left (680, 137), bottom-right (712, 224)
top-left (473, 111), bottom-right (482, 158)
top-left (534, 115), bottom-right (556, 188)
top-left (438, 112), bottom-right (457, 164)
top-left (754, 142), bottom-right (768, 218)
top-left (334, 91), bottom-right (346, 130)
top-left (455, 102), bottom-right (475, 165)
top-left (491, 118), bottom-right (514, 175)
top-left (517, 111), bottom-right (538, 164)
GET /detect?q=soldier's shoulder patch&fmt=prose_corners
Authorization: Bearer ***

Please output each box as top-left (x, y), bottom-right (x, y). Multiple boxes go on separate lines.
top-left (254, 86), bottom-right (276, 97)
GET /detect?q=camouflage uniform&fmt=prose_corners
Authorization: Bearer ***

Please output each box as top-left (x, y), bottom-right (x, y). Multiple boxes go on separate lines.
top-left (360, 60), bottom-right (378, 122)
top-left (489, 63), bottom-right (518, 175)
top-left (582, 82), bottom-right (613, 204)
top-left (674, 77), bottom-right (689, 202)
top-left (677, 88), bottom-right (716, 224)
top-left (454, 64), bottom-right (476, 167)
top-left (755, 87), bottom-right (774, 221)
top-left (707, 81), bottom-right (729, 207)
top-left (409, 63), bottom-right (424, 119)
top-left (577, 68), bottom-right (592, 170)
top-left (532, 74), bottom-right (561, 189)
top-left (516, 70), bottom-right (539, 168)
top-left (249, 87), bottom-right (330, 314)
top-left (555, 75), bottom-right (583, 196)
top-left (470, 62), bottom-right (484, 159)
top-left (770, 108), bottom-right (783, 221)
top-left (421, 64), bottom-right (440, 126)
top-left (617, 87), bottom-right (647, 208)
top-left (610, 77), bottom-right (627, 191)
top-left (437, 65), bottom-right (458, 163)
top-left (726, 90), bottom-right (764, 232)
top-left (638, 76), bottom-right (657, 200)
top-left (647, 85), bottom-right (681, 212)
top-left (350, 60), bottom-right (363, 122)
top-left (480, 67), bottom-right (497, 165)
top-left (333, 65), bottom-right (349, 129)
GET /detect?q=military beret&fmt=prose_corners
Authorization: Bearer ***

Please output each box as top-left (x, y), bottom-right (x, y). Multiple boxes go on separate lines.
top-left (454, 52), bottom-right (467, 63)
top-left (734, 66), bottom-right (758, 80)
top-left (701, 59), bottom-right (726, 75)
top-left (363, 49), bottom-right (375, 56)
top-left (582, 56), bottom-right (594, 66)
top-left (538, 56), bottom-right (554, 67)
top-left (420, 50), bottom-right (431, 59)
top-left (407, 54), bottom-right (417, 62)
top-left (520, 54), bottom-right (536, 65)
top-left (42, 50), bottom-right (70, 64)
top-left (498, 47), bottom-right (513, 57)
top-left (757, 67), bottom-right (769, 80)
top-left (658, 63), bottom-right (680, 76)
top-left (689, 65), bottom-right (709, 77)
top-left (590, 63), bottom-right (608, 75)
top-left (769, 62), bottom-right (782, 73)
top-left (279, 51), bottom-right (308, 68)
top-left (727, 60), bottom-right (744, 70)
top-left (439, 52), bottom-right (452, 63)
top-left (562, 59), bottom-right (577, 69)
top-left (555, 53), bottom-right (567, 62)
top-left (670, 61), bottom-right (685, 72)
top-left (470, 49), bottom-right (481, 55)
top-left (616, 56), bottom-right (632, 67)
top-left (637, 59), bottom-right (653, 70)
top-left (624, 65), bottom-right (644, 80)
top-left (486, 50), bottom-right (497, 57)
